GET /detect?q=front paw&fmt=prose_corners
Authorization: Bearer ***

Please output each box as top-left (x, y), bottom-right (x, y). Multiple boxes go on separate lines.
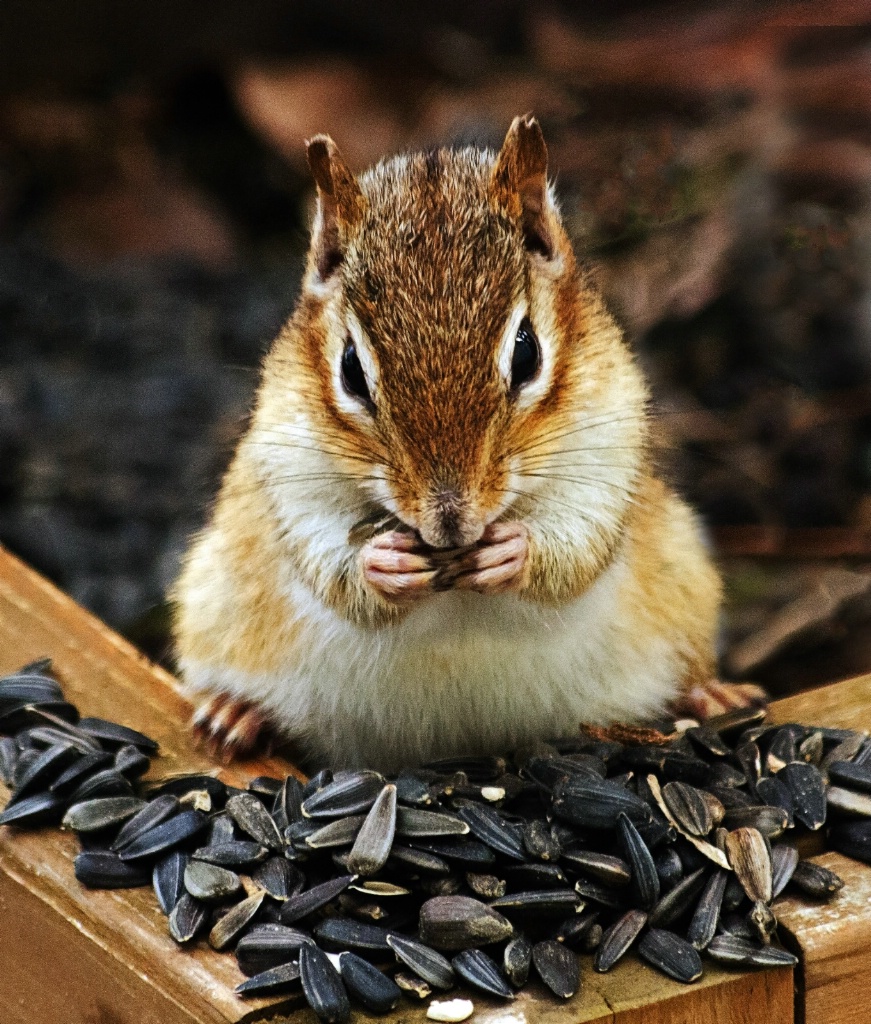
top-left (361, 530), bottom-right (438, 605)
top-left (442, 522), bottom-right (530, 595)
top-left (675, 679), bottom-right (769, 721)
top-left (191, 693), bottom-right (273, 763)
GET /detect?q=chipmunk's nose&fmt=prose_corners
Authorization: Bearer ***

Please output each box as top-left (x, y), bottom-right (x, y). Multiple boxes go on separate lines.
top-left (419, 486), bottom-right (485, 549)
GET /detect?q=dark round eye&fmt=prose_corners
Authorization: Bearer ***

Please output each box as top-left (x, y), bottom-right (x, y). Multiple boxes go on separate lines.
top-left (510, 318), bottom-right (541, 392)
top-left (341, 340), bottom-right (373, 409)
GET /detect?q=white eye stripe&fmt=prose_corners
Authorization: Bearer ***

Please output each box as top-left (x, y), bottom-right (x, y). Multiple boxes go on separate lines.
top-left (334, 311), bottom-right (379, 415)
top-left (497, 304), bottom-right (529, 384)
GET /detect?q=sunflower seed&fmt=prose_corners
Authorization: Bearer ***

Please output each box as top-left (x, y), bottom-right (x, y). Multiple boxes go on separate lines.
top-left (114, 744), bottom-right (151, 778)
top-left (0, 790), bottom-right (64, 827)
top-left (560, 849), bottom-right (631, 889)
top-left (503, 933), bottom-right (533, 986)
top-left (829, 819), bottom-right (871, 863)
top-left (616, 811), bottom-right (660, 910)
top-left (396, 972), bottom-right (433, 1000)
top-left (168, 893), bottom-right (209, 943)
top-left (192, 840), bottom-right (269, 868)
top-left (347, 783), bottom-right (397, 876)
top-left (409, 837), bottom-right (495, 867)
top-left (707, 935), bottom-right (798, 967)
top-left (765, 726), bottom-right (798, 772)
top-left (827, 786), bottom-right (871, 818)
top-left (253, 856), bottom-right (305, 900)
top-left (687, 868), bottom-right (727, 950)
top-left (235, 961), bottom-right (302, 998)
top-left (653, 847), bottom-right (684, 891)
top-left (553, 909), bottom-right (600, 950)
top-left (153, 850), bottom-right (189, 914)
top-left (648, 866), bottom-right (708, 928)
top-left (748, 900), bottom-right (777, 944)
top-left (111, 794), bottom-right (179, 851)
top-left (339, 952), bottom-right (401, 1014)
top-left (789, 860), bottom-right (845, 898)
top-left (226, 792), bottom-right (284, 851)
top-left (74, 850), bottom-right (151, 888)
top-left (781, 762), bottom-right (826, 830)
top-left (300, 942), bottom-right (351, 1024)
top-left (116, 808), bottom-right (207, 860)
top-left (419, 895), bottom-right (513, 951)
top-left (828, 760), bottom-right (871, 793)
top-left (770, 845), bottom-right (798, 900)
top-left (9, 743), bottom-right (81, 803)
top-left (427, 998), bottom-right (474, 1022)
top-left (491, 889), bottom-right (582, 921)
top-left (594, 909), bottom-right (647, 972)
top-left (552, 776), bottom-right (651, 831)
top-left (398, 807), bottom-right (470, 838)
top-left (395, 772), bottom-right (434, 807)
top-left (69, 768), bottom-right (134, 803)
top-left (147, 775), bottom-right (226, 804)
top-left (725, 827), bottom-right (772, 904)
top-left (522, 819), bottom-right (562, 861)
top-left (76, 717), bottom-right (158, 753)
top-left (388, 844), bottom-right (451, 875)
top-left (305, 814), bottom-right (365, 849)
top-left (236, 926), bottom-right (314, 975)
top-left (663, 781), bottom-right (713, 837)
top-left (301, 770), bottom-right (384, 819)
top-left (706, 705), bottom-right (767, 737)
top-left (638, 928), bottom-right (702, 983)
top-left (821, 733), bottom-right (867, 774)
top-left (452, 949), bottom-right (514, 999)
top-left (209, 891), bottom-right (265, 950)
top-left (63, 796), bottom-right (146, 833)
top-left (722, 805), bottom-right (790, 839)
top-left (465, 873), bottom-right (505, 899)
top-left (315, 917), bottom-right (391, 953)
top-left (532, 939), bottom-right (580, 999)
top-left (755, 777), bottom-right (795, 826)
top-left (183, 860), bottom-right (242, 903)
top-left (279, 874), bottom-right (356, 924)
top-left (387, 933), bottom-right (455, 989)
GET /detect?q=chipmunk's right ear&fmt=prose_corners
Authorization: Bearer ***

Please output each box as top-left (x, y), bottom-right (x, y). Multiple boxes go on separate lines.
top-left (306, 135), bottom-right (366, 280)
top-left (490, 115), bottom-right (556, 260)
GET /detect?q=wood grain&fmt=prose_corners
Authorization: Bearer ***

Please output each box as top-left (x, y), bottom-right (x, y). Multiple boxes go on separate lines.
top-left (0, 542), bottom-right (864, 1024)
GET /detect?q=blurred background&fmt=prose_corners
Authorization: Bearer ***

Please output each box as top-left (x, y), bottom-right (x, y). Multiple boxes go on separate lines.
top-left (2, 0), bottom-right (871, 698)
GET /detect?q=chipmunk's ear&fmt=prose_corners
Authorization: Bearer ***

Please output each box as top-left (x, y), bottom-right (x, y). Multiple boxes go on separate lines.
top-left (490, 115), bottom-right (555, 259)
top-left (306, 135), bottom-right (366, 280)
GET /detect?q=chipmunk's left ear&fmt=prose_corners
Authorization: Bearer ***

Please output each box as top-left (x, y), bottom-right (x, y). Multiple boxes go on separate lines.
top-left (490, 115), bottom-right (556, 259)
top-left (306, 134), bottom-right (366, 281)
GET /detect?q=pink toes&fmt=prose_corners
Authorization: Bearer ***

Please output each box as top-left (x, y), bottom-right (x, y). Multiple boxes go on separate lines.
top-left (676, 679), bottom-right (769, 721)
top-left (191, 693), bottom-right (273, 762)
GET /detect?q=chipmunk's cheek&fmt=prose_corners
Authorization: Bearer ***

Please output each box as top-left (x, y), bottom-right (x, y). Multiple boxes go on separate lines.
top-left (452, 521), bottom-right (530, 594)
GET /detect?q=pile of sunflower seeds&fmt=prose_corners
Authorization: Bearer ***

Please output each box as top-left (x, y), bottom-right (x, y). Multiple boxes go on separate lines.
top-left (2, 660), bottom-right (871, 1022)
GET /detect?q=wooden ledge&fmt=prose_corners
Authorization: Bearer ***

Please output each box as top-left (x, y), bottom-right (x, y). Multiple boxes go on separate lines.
top-left (0, 543), bottom-right (868, 1023)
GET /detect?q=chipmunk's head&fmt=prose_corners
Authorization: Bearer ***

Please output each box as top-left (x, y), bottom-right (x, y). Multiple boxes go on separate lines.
top-left (268, 116), bottom-right (646, 549)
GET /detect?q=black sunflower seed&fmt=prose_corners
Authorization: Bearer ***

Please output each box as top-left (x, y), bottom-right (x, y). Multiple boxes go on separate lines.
top-left (305, 815), bottom-right (364, 849)
top-left (395, 772), bottom-right (434, 807)
top-left (830, 820), bottom-right (871, 863)
top-left (552, 776), bottom-right (652, 831)
top-left (725, 827), bottom-right (772, 904)
top-left (594, 909), bottom-right (647, 972)
top-left (560, 850), bottom-right (630, 888)
top-left (339, 952), bottom-right (402, 1014)
top-left (617, 811), bottom-right (660, 910)
top-left (410, 837), bottom-right (495, 867)
top-left (348, 783), bottom-right (397, 876)
top-left (63, 796), bottom-right (146, 833)
top-left (522, 819), bottom-right (562, 861)
top-left (168, 893), bottom-right (209, 944)
top-left (236, 926), bottom-right (314, 976)
top-left (638, 928), bottom-right (702, 983)
top-left (111, 794), bottom-right (179, 851)
top-left (572, 878), bottom-right (623, 910)
top-left (153, 849), bottom-right (189, 915)
top-left (301, 770), bottom-right (385, 819)
top-left (648, 866), bottom-right (708, 928)
top-left (147, 775), bottom-right (227, 804)
top-left (755, 777), bottom-right (795, 826)
top-left (419, 895), bottom-right (513, 950)
top-left (397, 807), bottom-right (470, 838)
top-left (781, 761), bottom-right (827, 830)
top-left (300, 941), bottom-right (351, 1024)
top-left (687, 868), bottom-right (727, 950)
top-left (253, 856), bottom-right (305, 900)
top-left (236, 961), bottom-right (302, 998)
top-left (553, 910), bottom-right (600, 950)
top-left (226, 792), bottom-right (284, 851)
top-left (722, 804), bottom-right (789, 839)
top-left (387, 845), bottom-right (451, 875)
top-left (653, 847), bottom-right (684, 891)
top-left (685, 726), bottom-right (731, 758)
top-left (76, 717), bottom-right (158, 753)
top-left (209, 891), bottom-right (266, 951)
top-left (314, 917), bottom-right (391, 953)
top-left (531, 939), bottom-right (580, 999)
top-left (192, 840), bottom-right (269, 868)
top-left (662, 781), bottom-right (713, 837)
top-left (48, 750), bottom-right (114, 796)
top-left (503, 933), bottom-right (533, 986)
top-left (279, 874), bottom-right (356, 925)
top-left (770, 845), bottom-right (799, 898)
top-left (490, 889), bottom-right (582, 921)
top-left (387, 933), bottom-right (455, 990)
top-left (706, 935), bottom-right (798, 968)
top-left (114, 744), bottom-right (151, 778)
top-left (117, 808), bottom-right (208, 860)
top-left (452, 949), bottom-right (514, 999)
top-left (827, 786), bottom-right (871, 818)
top-left (455, 804), bottom-right (524, 859)
top-left (74, 850), bottom-right (151, 888)
top-left (272, 775), bottom-right (305, 832)
top-left (68, 768), bottom-right (134, 803)
top-left (0, 790), bottom-right (64, 827)
top-left (503, 862), bottom-right (569, 890)
top-left (183, 860), bottom-right (242, 902)
top-left (828, 760), bottom-right (871, 793)
top-left (10, 743), bottom-right (80, 803)
top-left (789, 860), bottom-right (845, 898)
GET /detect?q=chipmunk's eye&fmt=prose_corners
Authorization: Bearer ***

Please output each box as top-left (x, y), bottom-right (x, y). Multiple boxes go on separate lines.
top-left (510, 318), bottom-right (541, 392)
top-left (341, 340), bottom-right (373, 409)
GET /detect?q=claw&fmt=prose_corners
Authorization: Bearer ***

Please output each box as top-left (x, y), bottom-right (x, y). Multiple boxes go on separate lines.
top-left (191, 693), bottom-right (272, 761)
top-left (676, 679), bottom-right (769, 721)
top-left (362, 530), bottom-right (437, 604)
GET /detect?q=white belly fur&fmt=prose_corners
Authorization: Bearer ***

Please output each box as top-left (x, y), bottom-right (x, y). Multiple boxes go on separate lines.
top-left (180, 548), bottom-right (683, 771)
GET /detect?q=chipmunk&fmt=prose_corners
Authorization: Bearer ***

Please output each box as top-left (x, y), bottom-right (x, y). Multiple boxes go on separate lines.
top-left (172, 116), bottom-right (764, 771)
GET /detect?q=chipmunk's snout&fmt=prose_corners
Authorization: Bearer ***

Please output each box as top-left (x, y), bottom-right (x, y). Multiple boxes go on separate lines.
top-left (419, 485), bottom-right (485, 549)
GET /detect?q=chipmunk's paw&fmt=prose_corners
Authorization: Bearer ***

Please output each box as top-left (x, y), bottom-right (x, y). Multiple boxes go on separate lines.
top-left (676, 679), bottom-right (769, 721)
top-left (362, 530), bottom-right (437, 604)
top-left (447, 521), bottom-right (530, 595)
top-left (191, 693), bottom-right (273, 763)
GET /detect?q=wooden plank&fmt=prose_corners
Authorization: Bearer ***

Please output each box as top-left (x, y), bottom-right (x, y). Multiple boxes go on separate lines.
top-left (11, 541), bottom-right (870, 1023)
top-left (776, 853), bottom-right (871, 1024)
